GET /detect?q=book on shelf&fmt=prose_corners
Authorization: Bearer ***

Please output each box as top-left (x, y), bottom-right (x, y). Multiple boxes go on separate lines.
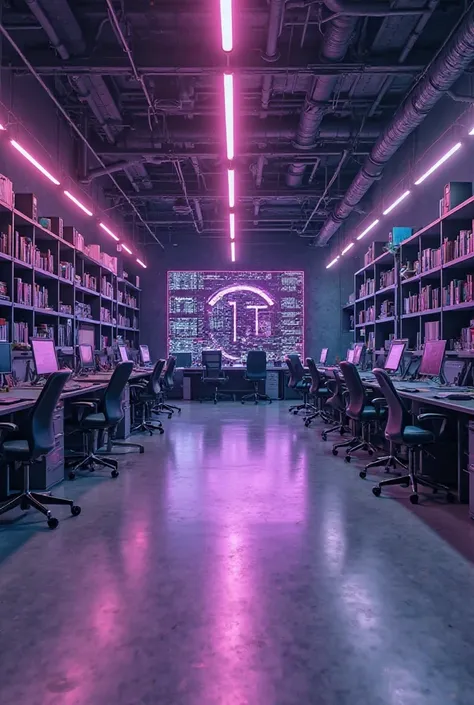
top-left (379, 268), bottom-right (395, 289)
top-left (0, 226), bottom-right (12, 256)
top-left (14, 231), bottom-right (33, 264)
top-left (13, 321), bottom-right (29, 345)
top-left (33, 247), bottom-right (54, 273)
top-left (420, 247), bottom-right (441, 272)
top-left (364, 242), bottom-right (375, 267)
top-left (442, 276), bottom-right (473, 306)
top-left (424, 321), bottom-right (440, 343)
top-left (0, 319), bottom-right (9, 341)
top-left (33, 284), bottom-right (51, 310)
top-left (14, 278), bottom-right (32, 306)
top-left (58, 321), bottom-right (72, 347)
top-left (59, 261), bottom-right (74, 281)
top-left (379, 299), bottom-right (394, 318)
top-left (33, 324), bottom-right (54, 339)
top-left (367, 331), bottom-right (375, 349)
top-left (82, 273), bottom-right (97, 291)
top-left (359, 278), bottom-right (375, 298)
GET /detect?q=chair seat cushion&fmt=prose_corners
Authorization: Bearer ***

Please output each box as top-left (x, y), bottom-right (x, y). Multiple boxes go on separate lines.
top-left (317, 387), bottom-right (330, 396)
top-left (295, 380), bottom-right (310, 390)
top-left (402, 425), bottom-right (435, 444)
top-left (81, 412), bottom-right (108, 429)
top-left (2, 439), bottom-right (30, 461)
top-left (360, 405), bottom-right (387, 420)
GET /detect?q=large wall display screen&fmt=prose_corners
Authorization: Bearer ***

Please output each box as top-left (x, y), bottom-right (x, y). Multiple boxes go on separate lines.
top-left (167, 270), bottom-right (304, 363)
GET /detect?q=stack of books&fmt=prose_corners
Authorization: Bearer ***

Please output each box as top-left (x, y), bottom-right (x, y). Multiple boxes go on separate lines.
top-left (424, 321), bottom-right (440, 342)
top-left (14, 232), bottom-right (33, 264)
top-left (14, 278), bottom-right (32, 305)
top-left (420, 247), bottom-right (441, 272)
top-left (13, 321), bottom-right (29, 344)
top-left (442, 276), bottom-right (474, 306)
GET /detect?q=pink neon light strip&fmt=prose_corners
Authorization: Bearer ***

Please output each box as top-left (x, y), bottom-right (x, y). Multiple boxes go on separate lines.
top-left (228, 169), bottom-right (235, 208)
top-left (136, 258), bottom-right (147, 268)
top-left (0, 124), bottom-right (5, 131)
top-left (10, 140), bottom-right (60, 185)
top-left (414, 142), bottom-right (462, 185)
top-left (382, 190), bottom-right (410, 216)
top-left (228, 301), bottom-right (237, 341)
top-left (64, 190), bottom-right (93, 216)
top-left (220, 0), bottom-right (233, 52)
top-left (229, 212), bottom-right (235, 240)
top-left (208, 284), bottom-right (274, 307)
top-left (224, 74), bottom-right (235, 160)
top-left (121, 244), bottom-right (133, 255)
top-left (99, 222), bottom-right (119, 241)
top-left (230, 241), bottom-right (235, 262)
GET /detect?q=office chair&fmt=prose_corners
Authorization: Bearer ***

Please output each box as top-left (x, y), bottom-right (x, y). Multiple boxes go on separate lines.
top-left (285, 353), bottom-right (316, 415)
top-left (129, 359), bottom-right (165, 435)
top-left (321, 369), bottom-right (351, 441)
top-left (156, 355), bottom-right (182, 417)
top-left (332, 361), bottom-right (386, 462)
top-left (0, 371), bottom-right (81, 529)
top-left (370, 369), bottom-right (454, 504)
top-left (303, 358), bottom-right (331, 426)
top-left (241, 350), bottom-right (271, 404)
top-left (200, 350), bottom-right (230, 403)
top-left (67, 361), bottom-right (134, 479)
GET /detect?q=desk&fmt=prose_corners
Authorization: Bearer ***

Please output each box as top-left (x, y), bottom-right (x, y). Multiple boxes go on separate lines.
top-left (181, 366), bottom-right (288, 401)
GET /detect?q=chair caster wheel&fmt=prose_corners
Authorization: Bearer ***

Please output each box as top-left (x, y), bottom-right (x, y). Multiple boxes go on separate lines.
top-left (47, 517), bottom-right (59, 529)
top-left (159, 428), bottom-right (165, 435)
top-left (409, 493), bottom-right (419, 505)
top-left (68, 471), bottom-right (76, 480)
top-left (293, 410), bottom-right (298, 415)
top-left (372, 486), bottom-right (381, 497)
top-left (241, 400), bottom-right (245, 404)
top-left (321, 433), bottom-right (327, 441)
top-left (168, 414), bottom-right (173, 419)
top-left (304, 420), bottom-right (311, 428)
top-left (367, 450), bottom-right (374, 456)
top-left (71, 505), bottom-right (81, 517)
top-left (359, 471), bottom-right (366, 479)
top-left (111, 469), bottom-right (119, 478)
top-left (332, 448), bottom-right (338, 456)
top-left (446, 492), bottom-right (455, 503)
top-left (344, 455), bottom-right (351, 463)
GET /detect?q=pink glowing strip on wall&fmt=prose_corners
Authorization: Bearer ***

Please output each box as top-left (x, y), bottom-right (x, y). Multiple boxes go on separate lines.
top-left (246, 304), bottom-right (268, 334)
top-left (208, 284), bottom-right (274, 307)
top-left (229, 212), bottom-right (235, 240)
top-left (121, 244), bottom-right (133, 255)
top-left (382, 189), bottom-right (411, 216)
top-left (326, 256), bottom-right (339, 269)
top-left (99, 221), bottom-right (119, 241)
top-left (64, 190), bottom-right (93, 216)
top-left (230, 241), bottom-right (236, 262)
top-left (220, 0), bottom-right (233, 51)
top-left (10, 139), bottom-right (60, 185)
top-left (228, 301), bottom-right (237, 341)
top-left (356, 218), bottom-right (380, 241)
top-left (224, 73), bottom-right (235, 160)
top-left (341, 242), bottom-right (354, 256)
top-left (228, 168), bottom-right (235, 208)
top-left (414, 142), bottom-right (462, 185)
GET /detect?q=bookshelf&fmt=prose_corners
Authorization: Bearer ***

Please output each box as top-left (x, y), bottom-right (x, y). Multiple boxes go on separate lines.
top-left (0, 193), bottom-right (141, 353)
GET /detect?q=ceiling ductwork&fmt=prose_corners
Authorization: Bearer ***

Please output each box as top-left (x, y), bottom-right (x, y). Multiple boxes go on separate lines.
top-left (287, 12), bottom-right (357, 187)
top-left (316, 6), bottom-right (474, 245)
top-left (323, 0), bottom-right (424, 16)
top-left (261, 0), bottom-right (286, 115)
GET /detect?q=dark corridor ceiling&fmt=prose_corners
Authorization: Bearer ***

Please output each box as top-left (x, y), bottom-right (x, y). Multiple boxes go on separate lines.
top-left (0, 0), bottom-right (470, 248)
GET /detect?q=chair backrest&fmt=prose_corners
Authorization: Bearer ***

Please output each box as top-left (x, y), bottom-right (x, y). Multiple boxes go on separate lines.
top-left (29, 370), bottom-right (70, 459)
top-left (306, 357), bottom-right (322, 393)
top-left (373, 368), bottom-right (410, 442)
top-left (202, 350), bottom-right (223, 378)
top-left (246, 350), bottom-right (267, 379)
top-left (285, 353), bottom-right (304, 388)
top-left (162, 355), bottom-right (176, 390)
top-left (339, 361), bottom-right (367, 419)
top-left (103, 361), bottom-right (134, 425)
top-left (149, 359), bottom-right (166, 395)
top-left (327, 369), bottom-right (345, 411)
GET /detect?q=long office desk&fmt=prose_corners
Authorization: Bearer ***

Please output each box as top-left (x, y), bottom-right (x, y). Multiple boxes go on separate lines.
top-left (180, 366), bottom-right (290, 401)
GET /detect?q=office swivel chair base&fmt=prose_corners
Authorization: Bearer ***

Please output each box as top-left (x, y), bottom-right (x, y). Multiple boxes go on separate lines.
top-left (332, 435), bottom-right (379, 463)
top-left (0, 464), bottom-right (80, 529)
top-left (67, 452), bottom-right (119, 480)
top-left (289, 402), bottom-right (317, 416)
top-left (154, 402), bottom-right (181, 418)
top-left (241, 392), bottom-right (272, 404)
top-left (200, 390), bottom-right (233, 404)
top-left (321, 421), bottom-right (351, 441)
top-left (132, 420), bottom-right (164, 436)
top-left (304, 409), bottom-right (331, 426)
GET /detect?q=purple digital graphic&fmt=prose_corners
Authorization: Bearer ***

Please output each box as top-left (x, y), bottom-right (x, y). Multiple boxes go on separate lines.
top-left (167, 271), bottom-right (304, 364)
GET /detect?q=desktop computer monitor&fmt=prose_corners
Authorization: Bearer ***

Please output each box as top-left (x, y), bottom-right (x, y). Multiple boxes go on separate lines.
top-left (118, 344), bottom-right (129, 362)
top-left (419, 339), bottom-right (447, 377)
top-left (78, 343), bottom-right (94, 369)
top-left (31, 338), bottom-right (59, 376)
top-left (384, 340), bottom-right (406, 372)
top-left (320, 348), bottom-right (328, 364)
top-left (0, 342), bottom-right (12, 374)
top-left (443, 359), bottom-right (465, 386)
top-left (173, 352), bottom-right (193, 368)
top-left (139, 344), bottom-right (151, 365)
top-left (353, 343), bottom-right (364, 366)
top-left (346, 348), bottom-right (355, 363)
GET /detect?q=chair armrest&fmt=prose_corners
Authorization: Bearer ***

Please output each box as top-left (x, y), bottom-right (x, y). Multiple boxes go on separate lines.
top-left (0, 422), bottom-right (19, 433)
top-left (70, 401), bottom-right (98, 410)
top-left (372, 397), bottom-right (388, 407)
top-left (417, 412), bottom-right (448, 437)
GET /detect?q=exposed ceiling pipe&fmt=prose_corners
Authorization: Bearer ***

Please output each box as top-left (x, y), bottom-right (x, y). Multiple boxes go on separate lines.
top-left (261, 0), bottom-right (286, 116)
top-left (298, 150), bottom-right (348, 235)
top-left (253, 200), bottom-right (261, 225)
top-left (25, 0), bottom-right (69, 59)
top-left (81, 159), bottom-right (149, 183)
top-left (287, 12), bottom-right (357, 186)
top-left (323, 0), bottom-right (424, 15)
top-left (316, 4), bottom-right (474, 245)
top-left (255, 155), bottom-right (266, 187)
top-left (193, 199), bottom-right (204, 230)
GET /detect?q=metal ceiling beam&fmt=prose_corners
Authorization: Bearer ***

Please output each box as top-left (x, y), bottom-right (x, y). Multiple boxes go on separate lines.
top-left (108, 188), bottom-right (348, 199)
top-left (90, 146), bottom-right (371, 158)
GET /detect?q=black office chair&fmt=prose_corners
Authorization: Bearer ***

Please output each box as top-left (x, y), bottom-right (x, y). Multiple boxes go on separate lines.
top-left (303, 358), bottom-right (331, 426)
top-left (285, 353), bottom-right (315, 415)
top-left (241, 350), bottom-right (271, 404)
top-left (67, 361), bottom-right (134, 479)
top-left (129, 359), bottom-right (165, 435)
top-left (200, 350), bottom-right (230, 403)
top-left (321, 369), bottom-right (351, 441)
top-left (370, 369), bottom-right (454, 504)
top-left (332, 361), bottom-right (386, 462)
top-left (156, 355), bottom-right (182, 417)
top-left (0, 371), bottom-right (81, 529)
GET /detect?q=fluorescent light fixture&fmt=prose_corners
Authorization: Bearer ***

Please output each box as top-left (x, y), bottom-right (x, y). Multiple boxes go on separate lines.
top-left (356, 218), bottom-right (380, 241)
top-left (326, 256), bottom-right (339, 269)
top-left (227, 168), bottom-right (235, 208)
top-left (10, 139), bottom-right (60, 185)
top-left (121, 243), bottom-right (133, 255)
top-left (223, 73), bottom-right (235, 160)
top-left (341, 242), bottom-right (354, 255)
top-left (220, 0), bottom-right (233, 52)
top-left (136, 258), bottom-right (147, 268)
top-left (229, 212), bottom-right (235, 239)
top-left (383, 190), bottom-right (411, 216)
top-left (99, 222), bottom-right (119, 241)
top-left (414, 142), bottom-right (462, 185)
top-left (231, 241), bottom-right (236, 262)
top-left (64, 190), bottom-right (93, 216)
top-left (470, 126), bottom-right (474, 136)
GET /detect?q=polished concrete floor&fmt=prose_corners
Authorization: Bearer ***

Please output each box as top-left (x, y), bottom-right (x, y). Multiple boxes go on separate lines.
top-left (1, 402), bottom-right (474, 705)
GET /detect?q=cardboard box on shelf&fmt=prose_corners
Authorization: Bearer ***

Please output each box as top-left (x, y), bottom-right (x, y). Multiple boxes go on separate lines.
top-left (0, 174), bottom-right (13, 209)
top-left (15, 193), bottom-right (37, 220)
top-left (47, 217), bottom-right (64, 238)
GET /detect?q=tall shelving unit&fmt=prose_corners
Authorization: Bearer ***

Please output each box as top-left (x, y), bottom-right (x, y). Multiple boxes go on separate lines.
top-left (0, 197), bottom-right (141, 353)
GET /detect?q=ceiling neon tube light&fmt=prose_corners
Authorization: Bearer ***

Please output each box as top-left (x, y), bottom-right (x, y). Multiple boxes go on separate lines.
top-left (230, 241), bottom-right (236, 262)
top-left (121, 244), bottom-right (133, 255)
top-left (99, 222), bottom-right (119, 241)
top-left (383, 190), bottom-right (411, 215)
top-left (326, 256), bottom-right (339, 269)
top-left (10, 140), bottom-right (60, 185)
top-left (356, 218), bottom-right (380, 241)
top-left (229, 212), bottom-right (235, 240)
top-left (0, 124), bottom-right (5, 131)
top-left (341, 242), bottom-right (354, 255)
top-left (227, 168), bottom-right (235, 208)
top-left (414, 142), bottom-right (462, 185)
top-left (223, 73), bottom-right (235, 160)
top-left (136, 258), bottom-right (147, 268)
top-left (469, 126), bottom-right (474, 136)
top-left (64, 190), bottom-right (93, 216)
top-left (220, 0), bottom-right (233, 52)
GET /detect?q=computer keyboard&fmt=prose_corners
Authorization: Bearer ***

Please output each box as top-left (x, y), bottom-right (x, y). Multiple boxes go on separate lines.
top-left (435, 392), bottom-right (474, 401)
